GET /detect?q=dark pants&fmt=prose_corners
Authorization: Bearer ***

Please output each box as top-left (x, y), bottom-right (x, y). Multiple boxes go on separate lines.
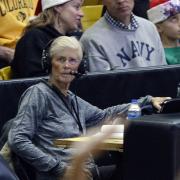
top-left (92, 151), bottom-right (123, 180)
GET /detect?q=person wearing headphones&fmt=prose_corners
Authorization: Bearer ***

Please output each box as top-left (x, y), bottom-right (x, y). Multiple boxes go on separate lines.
top-left (8, 36), bottom-right (169, 180)
top-left (11, 0), bottom-right (84, 79)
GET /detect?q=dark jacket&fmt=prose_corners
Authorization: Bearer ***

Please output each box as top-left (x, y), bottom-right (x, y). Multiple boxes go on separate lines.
top-left (11, 25), bottom-right (62, 78)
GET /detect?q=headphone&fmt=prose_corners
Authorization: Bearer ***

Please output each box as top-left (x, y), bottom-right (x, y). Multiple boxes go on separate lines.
top-left (41, 39), bottom-right (54, 74)
top-left (41, 38), bottom-right (88, 74)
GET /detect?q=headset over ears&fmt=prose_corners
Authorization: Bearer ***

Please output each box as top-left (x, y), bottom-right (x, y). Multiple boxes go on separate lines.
top-left (41, 39), bottom-right (54, 74)
top-left (41, 38), bottom-right (87, 74)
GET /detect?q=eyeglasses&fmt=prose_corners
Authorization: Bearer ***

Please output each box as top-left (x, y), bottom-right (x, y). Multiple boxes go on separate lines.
top-left (56, 56), bottom-right (80, 65)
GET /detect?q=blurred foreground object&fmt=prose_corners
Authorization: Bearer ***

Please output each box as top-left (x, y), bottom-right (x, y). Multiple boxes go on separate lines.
top-left (63, 125), bottom-right (119, 180)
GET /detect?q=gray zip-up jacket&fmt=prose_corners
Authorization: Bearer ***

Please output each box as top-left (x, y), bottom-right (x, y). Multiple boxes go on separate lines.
top-left (8, 81), bottom-right (152, 179)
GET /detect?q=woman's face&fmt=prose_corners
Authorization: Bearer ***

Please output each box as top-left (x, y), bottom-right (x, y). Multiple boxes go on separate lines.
top-left (56, 0), bottom-right (84, 32)
top-left (51, 47), bottom-right (81, 85)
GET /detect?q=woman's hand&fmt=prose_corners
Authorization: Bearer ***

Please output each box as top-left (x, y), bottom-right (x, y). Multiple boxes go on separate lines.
top-left (151, 97), bottom-right (171, 112)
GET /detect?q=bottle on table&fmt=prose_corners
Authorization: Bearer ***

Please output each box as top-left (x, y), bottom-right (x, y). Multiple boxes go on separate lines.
top-left (127, 99), bottom-right (141, 120)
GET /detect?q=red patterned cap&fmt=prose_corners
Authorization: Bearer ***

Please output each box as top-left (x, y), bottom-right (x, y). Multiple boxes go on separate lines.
top-left (150, 0), bottom-right (169, 8)
top-left (148, 0), bottom-right (180, 23)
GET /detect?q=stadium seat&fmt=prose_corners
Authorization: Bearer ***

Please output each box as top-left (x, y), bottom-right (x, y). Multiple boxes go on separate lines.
top-left (97, 0), bottom-right (102, 4)
top-left (83, 0), bottom-right (99, 6)
top-left (0, 66), bottom-right (12, 80)
top-left (81, 5), bottom-right (103, 31)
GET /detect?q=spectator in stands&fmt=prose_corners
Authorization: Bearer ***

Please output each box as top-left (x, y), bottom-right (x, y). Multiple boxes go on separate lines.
top-left (11, 0), bottom-right (84, 79)
top-left (147, 0), bottom-right (180, 65)
top-left (80, 0), bottom-right (167, 72)
top-left (8, 36), bottom-right (169, 180)
top-left (0, 0), bottom-right (38, 69)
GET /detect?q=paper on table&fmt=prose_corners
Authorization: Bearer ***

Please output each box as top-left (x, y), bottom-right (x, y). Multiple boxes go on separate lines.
top-left (93, 125), bottom-right (124, 139)
top-left (94, 132), bottom-right (123, 139)
top-left (108, 133), bottom-right (123, 139)
top-left (101, 125), bottom-right (124, 133)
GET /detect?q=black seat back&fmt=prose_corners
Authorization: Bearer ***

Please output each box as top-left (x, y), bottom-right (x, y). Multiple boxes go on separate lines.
top-left (1, 65), bottom-right (180, 132)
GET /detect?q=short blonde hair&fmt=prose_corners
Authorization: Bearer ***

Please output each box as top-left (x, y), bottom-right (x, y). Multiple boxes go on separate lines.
top-left (49, 36), bottom-right (83, 60)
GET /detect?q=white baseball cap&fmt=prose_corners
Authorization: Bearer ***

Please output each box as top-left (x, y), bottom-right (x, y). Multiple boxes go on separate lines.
top-left (147, 0), bottom-right (180, 24)
top-left (35, 0), bottom-right (71, 15)
top-left (42, 0), bottom-right (71, 10)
